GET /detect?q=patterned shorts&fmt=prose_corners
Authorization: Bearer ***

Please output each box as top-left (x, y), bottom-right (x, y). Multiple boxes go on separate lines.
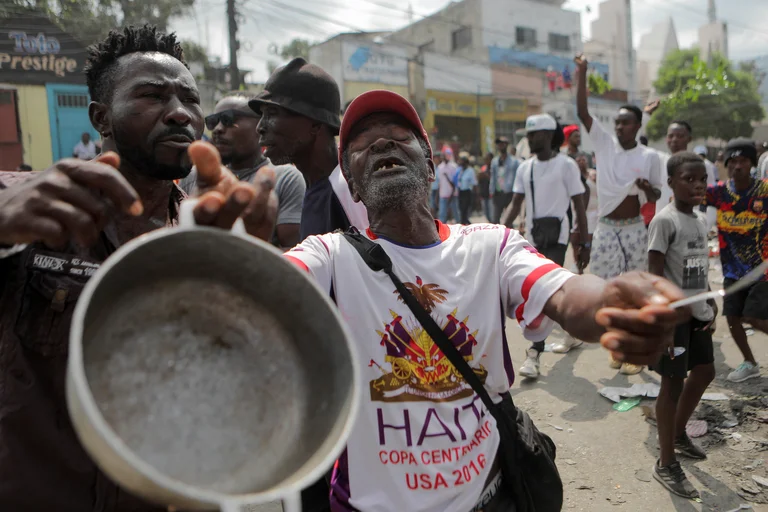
top-left (590, 216), bottom-right (648, 280)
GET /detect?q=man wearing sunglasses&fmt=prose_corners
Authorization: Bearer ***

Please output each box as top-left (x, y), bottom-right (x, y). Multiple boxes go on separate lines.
top-left (181, 93), bottom-right (306, 248)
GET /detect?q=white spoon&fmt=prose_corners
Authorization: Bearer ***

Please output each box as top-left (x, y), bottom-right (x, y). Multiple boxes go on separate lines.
top-left (669, 259), bottom-right (768, 310)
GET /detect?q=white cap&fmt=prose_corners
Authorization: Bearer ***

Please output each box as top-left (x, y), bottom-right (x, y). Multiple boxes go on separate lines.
top-left (693, 145), bottom-right (707, 156)
top-left (526, 114), bottom-right (557, 133)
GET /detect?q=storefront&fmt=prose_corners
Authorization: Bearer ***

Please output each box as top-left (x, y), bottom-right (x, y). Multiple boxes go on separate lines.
top-left (493, 98), bottom-right (527, 146)
top-left (341, 41), bottom-right (410, 107)
top-left (0, 14), bottom-right (93, 170)
top-left (424, 90), bottom-right (495, 156)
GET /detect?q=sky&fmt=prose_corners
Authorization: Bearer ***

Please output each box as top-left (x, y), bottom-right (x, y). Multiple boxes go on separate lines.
top-left (169, 0), bottom-right (768, 83)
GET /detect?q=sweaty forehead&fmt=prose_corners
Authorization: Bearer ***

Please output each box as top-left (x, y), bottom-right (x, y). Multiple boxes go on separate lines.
top-left (214, 96), bottom-right (251, 114)
top-left (113, 52), bottom-right (197, 94)
top-left (348, 111), bottom-right (416, 144)
top-left (616, 109), bottom-right (638, 122)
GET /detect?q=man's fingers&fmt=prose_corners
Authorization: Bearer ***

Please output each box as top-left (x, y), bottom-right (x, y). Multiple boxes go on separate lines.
top-left (95, 151), bottom-right (120, 169)
top-left (596, 305), bottom-right (679, 333)
top-left (601, 331), bottom-right (666, 366)
top-left (189, 141), bottom-right (224, 188)
top-left (213, 185), bottom-right (255, 230)
top-left (39, 179), bottom-right (111, 227)
top-left (58, 157), bottom-right (142, 216)
top-left (607, 272), bottom-right (675, 309)
top-left (40, 199), bottom-right (100, 246)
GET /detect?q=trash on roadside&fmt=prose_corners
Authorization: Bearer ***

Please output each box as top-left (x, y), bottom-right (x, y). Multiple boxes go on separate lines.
top-left (728, 433), bottom-right (758, 452)
top-left (752, 475), bottom-right (768, 488)
top-left (686, 420), bottom-right (708, 438)
top-left (599, 383), bottom-right (660, 403)
top-left (634, 469), bottom-right (652, 482)
top-left (702, 393), bottom-right (730, 401)
top-left (549, 424), bottom-right (564, 431)
top-left (725, 505), bottom-right (753, 512)
top-left (562, 459), bottom-right (577, 465)
top-left (613, 397), bottom-right (642, 412)
top-left (722, 415), bottom-right (740, 428)
top-left (743, 459), bottom-right (763, 471)
top-left (741, 482), bottom-right (760, 494)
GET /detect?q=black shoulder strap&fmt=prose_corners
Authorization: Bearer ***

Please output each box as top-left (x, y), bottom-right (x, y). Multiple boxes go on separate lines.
top-left (342, 229), bottom-right (504, 414)
top-left (529, 161), bottom-right (536, 217)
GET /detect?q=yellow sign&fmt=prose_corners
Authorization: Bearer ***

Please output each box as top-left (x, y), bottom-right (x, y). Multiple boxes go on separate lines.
top-left (424, 90), bottom-right (496, 154)
top-left (494, 98), bottom-right (527, 121)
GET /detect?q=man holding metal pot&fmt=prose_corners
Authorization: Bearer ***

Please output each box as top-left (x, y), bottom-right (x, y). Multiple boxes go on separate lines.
top-left (0, 26), bottom-right (276, 512)
top-left (284, 90), bottom-right (689, 511)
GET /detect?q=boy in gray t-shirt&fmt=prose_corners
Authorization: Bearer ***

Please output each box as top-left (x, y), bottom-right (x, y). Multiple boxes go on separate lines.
top-left (647, 153), bottom-right (717, 500)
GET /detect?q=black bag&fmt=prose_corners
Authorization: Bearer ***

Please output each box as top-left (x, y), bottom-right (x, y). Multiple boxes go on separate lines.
top-left (528, 161), bottom-right (562, 250)
top-left (342, 230), bottom-right (563, 512)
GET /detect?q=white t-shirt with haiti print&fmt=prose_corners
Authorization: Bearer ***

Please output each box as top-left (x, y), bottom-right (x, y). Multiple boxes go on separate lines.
top-left (285, 222), bottom-right (574, 512)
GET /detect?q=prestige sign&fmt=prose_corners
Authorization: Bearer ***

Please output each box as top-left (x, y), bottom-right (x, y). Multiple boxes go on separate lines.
top-left (0, 15), bottom-right (87, 84)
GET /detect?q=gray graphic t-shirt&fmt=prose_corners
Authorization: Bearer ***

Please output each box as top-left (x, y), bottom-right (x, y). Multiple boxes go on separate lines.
top-left (648, 203), bottom-right (713, 321)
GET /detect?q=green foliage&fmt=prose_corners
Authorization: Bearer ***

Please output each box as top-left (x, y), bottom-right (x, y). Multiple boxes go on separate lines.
top-left (1, 0), bottom-right (195, 46)
top-left (279, 38), bottom-right (310, 61)
top-left (647, 49), bottom-right (765, 141)
top-left (588, 72), bottom-right (612, 96)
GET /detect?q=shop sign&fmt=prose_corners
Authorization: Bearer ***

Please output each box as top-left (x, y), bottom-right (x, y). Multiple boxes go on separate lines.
top-left (0, 16), bottom-right (87, 84)
top-left (342, 42), bottom-right (408, 86)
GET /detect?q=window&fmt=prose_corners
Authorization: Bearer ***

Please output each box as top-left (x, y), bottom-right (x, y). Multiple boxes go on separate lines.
top-left (57, 93), bottom-right (89, 108)
top-left (515, 27), bottom-right (537, 49)
top-left (494, 120), bottom-right (524, 146)
top-left (548, 33), bottom-right (571, 52)
top-left (451, 26), bottom-right (472, 52)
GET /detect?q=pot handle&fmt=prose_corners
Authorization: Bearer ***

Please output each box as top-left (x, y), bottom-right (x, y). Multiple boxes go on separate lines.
top-left (219, 492), bottom-right (301, 512)
top-left (179, 198), bottom-right (247, 236)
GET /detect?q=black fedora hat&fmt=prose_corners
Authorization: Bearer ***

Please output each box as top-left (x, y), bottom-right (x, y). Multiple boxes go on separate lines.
top-left (249, 57), bottom-right (341, 134)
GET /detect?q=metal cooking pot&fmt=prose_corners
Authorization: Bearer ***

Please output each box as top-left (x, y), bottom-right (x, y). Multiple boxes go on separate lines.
top-left (67, 201), bottom-right (360, 512)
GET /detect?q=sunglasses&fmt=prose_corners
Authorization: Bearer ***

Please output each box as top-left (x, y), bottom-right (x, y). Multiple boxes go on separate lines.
top-left (204, 109), bottom-right (260, 131)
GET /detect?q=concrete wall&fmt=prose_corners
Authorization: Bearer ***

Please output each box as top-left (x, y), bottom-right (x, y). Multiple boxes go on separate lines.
top-left (491, 66), bottom-right (542, 111)
top-left (424, 52), bottom-right (492, 95)
top-left (15, 84), bottom-right (53, 169)
top-left (308, 38), bottom-right (344, 102)
top-left (480, 0), bottom-right (582, 58)
top-left (586, 0), bottom-right (630, 91)
top-left (387, 0), bottom-right (486, 63)
top-left (699, 22), bottom-right (728, 62)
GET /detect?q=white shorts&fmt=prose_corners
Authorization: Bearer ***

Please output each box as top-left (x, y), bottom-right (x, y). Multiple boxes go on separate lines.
top-left (590, 216), bottom-right (648, 280)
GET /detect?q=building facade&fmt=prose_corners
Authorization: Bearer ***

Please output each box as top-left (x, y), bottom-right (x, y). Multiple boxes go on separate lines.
top-left (0, 13), bottom-right (94, 171)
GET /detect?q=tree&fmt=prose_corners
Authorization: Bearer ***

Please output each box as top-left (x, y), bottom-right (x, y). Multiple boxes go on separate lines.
top-left (646, 49), bottom-right (765, 141)
top-left (265, 38), bottom-right (312, 75)
top-left (1, 0), bottom-right (195, 46)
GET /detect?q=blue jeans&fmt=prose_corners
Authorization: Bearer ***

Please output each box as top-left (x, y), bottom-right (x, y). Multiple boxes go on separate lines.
top-left (438, 196), bottom-right (458, 222)
top-left (482, 198), bottom-right (492, 222)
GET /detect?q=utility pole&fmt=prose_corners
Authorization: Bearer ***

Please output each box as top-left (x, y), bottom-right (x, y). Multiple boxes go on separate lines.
top-left (227, 0), bottom-right (240, 90)
top-left (624, 0), bottom-right (635, 103)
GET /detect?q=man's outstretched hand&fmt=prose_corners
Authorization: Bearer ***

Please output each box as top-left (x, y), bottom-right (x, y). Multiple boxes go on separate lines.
top-left (0, 152), bottom-right (142, 248)
top-left (596, 272), bottom-right (688, 366)
top-left (188, 141), bottom-right (278, 241)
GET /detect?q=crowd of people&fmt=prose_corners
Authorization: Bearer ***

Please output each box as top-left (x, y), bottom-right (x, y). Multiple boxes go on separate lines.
top-left (0, 25), bottom-right (765, 512)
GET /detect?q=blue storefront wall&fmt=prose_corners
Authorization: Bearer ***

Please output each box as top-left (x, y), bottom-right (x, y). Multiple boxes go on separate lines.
top-left (488, 46), bottom-right (610, 81)
top-left (46, 83), bottom-right (97, 161)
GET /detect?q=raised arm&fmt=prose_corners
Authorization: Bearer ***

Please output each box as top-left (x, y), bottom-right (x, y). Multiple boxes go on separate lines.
top-left (574, 54), bottom-right (593, 132)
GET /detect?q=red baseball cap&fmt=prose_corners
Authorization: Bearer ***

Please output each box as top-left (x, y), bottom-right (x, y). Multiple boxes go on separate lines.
top-left (338, 90), bottom-right (432, 174)
top-left (563, 124), bottom-right (579, 144)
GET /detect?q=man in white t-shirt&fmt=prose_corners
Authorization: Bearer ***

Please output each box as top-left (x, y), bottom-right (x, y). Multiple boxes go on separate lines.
top-left (72, 132), bottom-right (97, 160)
top-left (576, 54), bottom-right (663, 375)
top-left (285, 89), bottom-right (685, 512)
top-left (502, 114), bottom-right (589, 378)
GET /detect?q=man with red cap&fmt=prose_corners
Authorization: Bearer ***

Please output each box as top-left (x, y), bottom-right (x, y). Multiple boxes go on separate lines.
top-left (284, 90), bottom-right (687, 511)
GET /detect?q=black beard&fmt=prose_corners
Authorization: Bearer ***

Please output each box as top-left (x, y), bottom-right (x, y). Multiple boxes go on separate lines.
top-left (113, 139), bottom-right (192, 181)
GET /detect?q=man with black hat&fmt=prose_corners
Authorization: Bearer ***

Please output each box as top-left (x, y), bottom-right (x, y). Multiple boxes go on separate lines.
top-left (489, 136), bottom-right (519, 224)
top-left (705, 138), bottom-right (768, 383)
top-left (250, 58), bottom-right (368, 241)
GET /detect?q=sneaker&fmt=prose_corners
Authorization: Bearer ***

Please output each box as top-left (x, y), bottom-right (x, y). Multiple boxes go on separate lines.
top-left (519, 348), bottom-right (541, 379)
top-left (727, 361), bottom-right (761, 383)
top-left (653, 460), bottom-right (700, 499)
top-left (552, 335), bottom-right (583, 354)
top-left (620, 363), bottom-right (644, 375)
top-left (675, 433), bottom-right (707, 460)
top-left (609, 356), bottom-right (622, 370)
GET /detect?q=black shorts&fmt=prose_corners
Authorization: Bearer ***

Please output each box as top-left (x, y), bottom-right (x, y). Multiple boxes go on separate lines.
top-left (651, 319), bottom-right (714, 379)
top-left (722, 279), bottom-right (768, 320)
top-left (537, 243), bottom-right (567, 267)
